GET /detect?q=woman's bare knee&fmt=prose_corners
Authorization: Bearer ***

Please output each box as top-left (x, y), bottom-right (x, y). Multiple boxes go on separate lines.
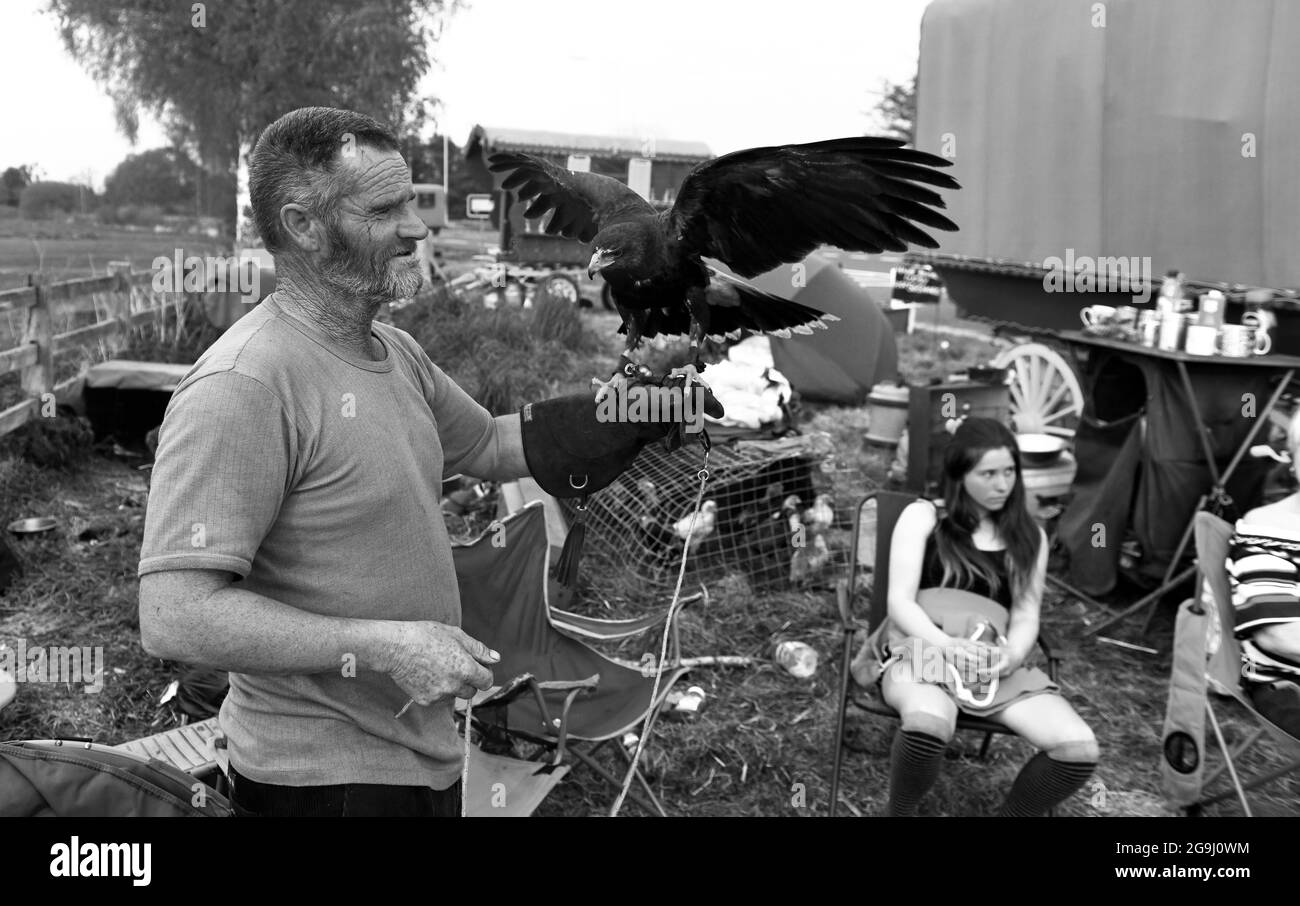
top-left (1047, 724), bottom-right (1099, 763)
top-left (884, 679), bottom-right (958, 741)
top-left (995, 694), bottom-right (1099, 760)
top-left (1032, 707), bottom-right (1099, 762)
top-left (899, 709), bottom-right (957, 741)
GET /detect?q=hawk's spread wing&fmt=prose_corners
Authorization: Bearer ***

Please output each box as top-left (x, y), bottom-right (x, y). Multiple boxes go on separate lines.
top-left (667, 137), bottom-right (959, 278)
top-left (487, 152), bottom-right (657, 242)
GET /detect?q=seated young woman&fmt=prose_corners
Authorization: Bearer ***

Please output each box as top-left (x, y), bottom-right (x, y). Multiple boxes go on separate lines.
top-left (877, 417), bottom-right (1099, 816)
top-left (1226, 410), bottom-right (1300, 736)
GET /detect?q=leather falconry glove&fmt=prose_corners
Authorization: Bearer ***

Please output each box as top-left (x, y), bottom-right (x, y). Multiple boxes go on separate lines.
top-left (519, 366), bottom-right (724, 587)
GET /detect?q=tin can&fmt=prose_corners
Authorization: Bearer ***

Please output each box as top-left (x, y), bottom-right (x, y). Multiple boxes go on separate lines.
top-left (1157, 312), bottom-right (1188, 351)
top-left (775, 640), bottom-right (819, 678)
top-left (1198, 290), bottom-right (1226, 329)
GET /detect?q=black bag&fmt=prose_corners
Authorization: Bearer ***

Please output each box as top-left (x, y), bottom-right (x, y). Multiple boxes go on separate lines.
top-left (175, 666), bottom-right (229, 721)
top-left (0, 740), bottom-right (232, 817)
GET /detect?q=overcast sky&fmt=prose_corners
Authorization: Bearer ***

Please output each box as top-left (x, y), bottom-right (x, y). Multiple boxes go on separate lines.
top-left (2, 0), bottom-right (929, 188)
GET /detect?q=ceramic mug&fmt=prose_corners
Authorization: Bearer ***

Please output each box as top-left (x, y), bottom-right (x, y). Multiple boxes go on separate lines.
top-left (1115, 306), bottom-right (1140, 328)
top-left (1080, 305), bottom-right (1118, 327)
top-left (1184, 324), bottom-right (1218, 356)
top-left (1242, 309), bottom-right (1278, 335)
top-left (1220, 324), bottom-right (1272, 357)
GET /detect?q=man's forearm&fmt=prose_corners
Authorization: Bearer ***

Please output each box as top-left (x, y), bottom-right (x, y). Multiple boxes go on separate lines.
top-left (461, 413), bottom-right (530, 481)
top-left (145, 584), bottom-right (398, 677)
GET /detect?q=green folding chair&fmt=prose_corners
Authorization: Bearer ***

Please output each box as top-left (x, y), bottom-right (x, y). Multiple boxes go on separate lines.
top-left (1160, 512), bottom-right (1300, 815)
top-left (454, 501), bottom-right (701, 816)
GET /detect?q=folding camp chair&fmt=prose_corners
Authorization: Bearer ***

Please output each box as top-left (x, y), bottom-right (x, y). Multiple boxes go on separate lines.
top-left (828, 490), bottom-right (1062, 816)
top-left (113, 715), bottom-right (568, 817)
top-left (454, 500), bottom-right (701, 817)
top-left (1160, 512), bottom-right (1300, 815)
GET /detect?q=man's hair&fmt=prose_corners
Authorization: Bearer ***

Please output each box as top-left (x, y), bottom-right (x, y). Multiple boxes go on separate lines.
top-left (249, 107), bottom-right (400, 254)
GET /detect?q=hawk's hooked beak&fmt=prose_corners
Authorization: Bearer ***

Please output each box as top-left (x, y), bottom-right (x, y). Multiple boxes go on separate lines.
top-left (588, 248), bottom-right (616, 279)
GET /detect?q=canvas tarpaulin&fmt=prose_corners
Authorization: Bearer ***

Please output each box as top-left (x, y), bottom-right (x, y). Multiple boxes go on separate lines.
top-left (915, 0), bottom-right (1300, 289)
top-left (718, 252), bottom-right (898, 404)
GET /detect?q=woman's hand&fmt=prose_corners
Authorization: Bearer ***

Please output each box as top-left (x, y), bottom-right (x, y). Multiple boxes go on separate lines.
top-left (943, 636), bottom-right (1000, 682)
top-left (981, 645), bottom-right (1024, 679)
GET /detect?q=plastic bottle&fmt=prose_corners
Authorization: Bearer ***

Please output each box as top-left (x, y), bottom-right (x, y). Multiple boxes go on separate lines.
top-left (775, 641), bottom-right (819, 678)
top-left (1157, 270), bottom-right (1184, 316)
top-left (674, 685), bottom-right (707, 716)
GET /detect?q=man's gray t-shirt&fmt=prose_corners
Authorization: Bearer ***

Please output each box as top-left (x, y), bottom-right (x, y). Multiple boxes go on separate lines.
top-left (138, 293), bottom-right (495, 789)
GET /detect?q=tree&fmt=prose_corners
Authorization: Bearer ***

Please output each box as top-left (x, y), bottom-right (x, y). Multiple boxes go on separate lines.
top-left (1, 166), bottom-right (36, 207)
top-left (19, 182), bottom-right (95, 219)
top-left (871, 76), bottom-right (917, 145)
top-left (400, 133), bottom-right (493, 222)
top-left (103, 147), bottom-right (200, 214)
top-left (48, 0), bottom-right (460, 238)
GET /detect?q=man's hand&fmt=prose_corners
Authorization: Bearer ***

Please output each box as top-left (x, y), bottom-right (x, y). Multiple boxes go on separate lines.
top-left (384, 622), bottom-right (499, 706)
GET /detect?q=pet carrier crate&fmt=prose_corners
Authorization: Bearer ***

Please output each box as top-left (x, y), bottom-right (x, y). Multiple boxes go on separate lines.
top-left (566, 432), bottom-right (868, 593)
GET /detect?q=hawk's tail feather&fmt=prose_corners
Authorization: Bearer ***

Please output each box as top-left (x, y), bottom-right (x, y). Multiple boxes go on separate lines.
top-left (633, 276), bottom-right (839, 343)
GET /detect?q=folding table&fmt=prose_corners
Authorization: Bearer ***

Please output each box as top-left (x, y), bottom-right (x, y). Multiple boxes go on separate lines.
top-left (1056, 331), bottom-right (1300, 637)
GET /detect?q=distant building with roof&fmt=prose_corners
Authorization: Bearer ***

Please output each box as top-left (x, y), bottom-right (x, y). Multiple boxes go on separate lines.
top-left (464, 125), bottom-right (712, 207)
top-left (463, 124), bottom-right (714, 265)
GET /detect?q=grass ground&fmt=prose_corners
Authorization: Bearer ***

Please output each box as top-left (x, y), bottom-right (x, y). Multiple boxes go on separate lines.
top-left (1, 281), bottom-right (1296, 818)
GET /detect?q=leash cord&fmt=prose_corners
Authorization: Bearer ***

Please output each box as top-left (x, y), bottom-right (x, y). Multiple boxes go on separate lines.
top-left (462, 699), bottom-right (472, 817)
top-left (608, 448), bottom-right (711, 817)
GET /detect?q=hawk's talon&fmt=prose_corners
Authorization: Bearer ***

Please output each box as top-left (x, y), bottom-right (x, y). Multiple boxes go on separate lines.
top-left (668, 362), bottom-right (710, 391)
top-left (592, 370), bottom-right (630, 404)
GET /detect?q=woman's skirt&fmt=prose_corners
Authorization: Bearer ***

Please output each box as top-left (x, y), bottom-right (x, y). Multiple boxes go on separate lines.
top-left (852, 587), bottom-right (1058, 716)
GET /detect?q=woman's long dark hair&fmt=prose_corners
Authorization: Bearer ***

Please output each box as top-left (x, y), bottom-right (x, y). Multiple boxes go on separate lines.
top-left (932, 418), bottom-right (1043, 604)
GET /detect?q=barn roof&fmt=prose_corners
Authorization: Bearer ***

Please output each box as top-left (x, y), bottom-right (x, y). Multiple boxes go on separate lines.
top-left (464, 125), bottom-right (713, 163)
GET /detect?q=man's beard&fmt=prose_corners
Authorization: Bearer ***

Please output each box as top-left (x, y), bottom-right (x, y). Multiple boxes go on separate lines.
top-left (318, 221), bottom-right (423, 304)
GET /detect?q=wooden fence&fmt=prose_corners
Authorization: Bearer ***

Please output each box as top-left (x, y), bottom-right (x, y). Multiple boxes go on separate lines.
top-left (0, 262), bottom-right (174, 439)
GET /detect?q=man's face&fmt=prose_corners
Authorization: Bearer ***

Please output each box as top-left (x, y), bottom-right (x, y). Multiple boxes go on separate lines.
top-left (318, 144), bottom-right (429, 302)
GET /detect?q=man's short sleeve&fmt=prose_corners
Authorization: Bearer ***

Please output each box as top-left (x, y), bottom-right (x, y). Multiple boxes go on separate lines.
top-left (138, 371), bottom-right (295, 578)
top-left (391, 330), bottom-right (495, 476)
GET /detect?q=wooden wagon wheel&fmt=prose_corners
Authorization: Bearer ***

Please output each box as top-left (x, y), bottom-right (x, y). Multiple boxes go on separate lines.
top-left (992, 342), bottom-right (1084, 438)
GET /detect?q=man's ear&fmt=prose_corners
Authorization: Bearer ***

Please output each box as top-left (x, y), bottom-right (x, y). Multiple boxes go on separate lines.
top-left (279, 203), bottom-right (323, 253)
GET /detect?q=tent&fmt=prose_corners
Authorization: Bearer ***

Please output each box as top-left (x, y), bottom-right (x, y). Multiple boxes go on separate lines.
top-left (718, 251), bottom-right (899, 404)
top-left (1057, 349), bottom-right (1274, 595)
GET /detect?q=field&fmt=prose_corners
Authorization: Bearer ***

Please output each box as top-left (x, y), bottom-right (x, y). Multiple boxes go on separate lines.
top-left (0, 219), bottom-right (1296, 817)
top-left (0, 216), bottom-right (227, 292)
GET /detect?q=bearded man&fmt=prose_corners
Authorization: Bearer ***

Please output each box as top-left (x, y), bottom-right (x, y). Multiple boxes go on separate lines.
top-left (138, 107), bottom-right (524, 817)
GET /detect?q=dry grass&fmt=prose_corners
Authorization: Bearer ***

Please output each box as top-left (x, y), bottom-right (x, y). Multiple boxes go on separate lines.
top-left (1, 312), bottom-right (1296, 818)
top-left (0, 454), bottom-right (171, 745)
top-left (392, 283), bottom-right (608, 415)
